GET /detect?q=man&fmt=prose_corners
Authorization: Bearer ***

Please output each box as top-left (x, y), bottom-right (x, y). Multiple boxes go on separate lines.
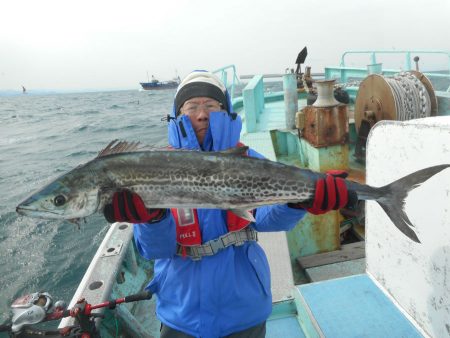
top-left (104, 71), bottom-right (349, 337)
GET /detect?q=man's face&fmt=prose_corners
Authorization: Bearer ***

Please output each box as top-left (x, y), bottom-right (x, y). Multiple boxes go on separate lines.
top-left (180, 97), bottom-right (223, 145)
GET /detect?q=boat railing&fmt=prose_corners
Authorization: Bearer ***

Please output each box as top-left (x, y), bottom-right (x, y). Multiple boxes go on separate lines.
top-left (58, 222), bottom-right (155, 337)
top-left (339, 50), bottom-right (450, 70)
top-left (328, 50), bottom-right (450, 91)
top-left (240, 73), bottom-right (325, 79)
top-left (213, 65), bottom-right (241, 102)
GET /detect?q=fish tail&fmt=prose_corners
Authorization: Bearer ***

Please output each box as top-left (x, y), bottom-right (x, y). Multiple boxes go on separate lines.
top-left (376, 164), bottom-right (450, 243)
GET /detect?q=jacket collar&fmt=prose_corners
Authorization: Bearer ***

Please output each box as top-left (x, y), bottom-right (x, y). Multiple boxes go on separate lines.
top-left (168, 111), bottom-right (242, 151)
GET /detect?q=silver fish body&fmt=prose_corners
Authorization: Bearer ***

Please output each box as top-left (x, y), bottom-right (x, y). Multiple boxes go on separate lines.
top-left (97, 150), bottom-right (319, 210)
top-left (16, 147), bottom-right (318, 219)
top-left (16, 141), bottom-right (450, 243)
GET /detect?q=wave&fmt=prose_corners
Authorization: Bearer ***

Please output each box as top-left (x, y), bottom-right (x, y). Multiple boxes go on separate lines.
top-left (82, 109), bottom-right (101, 114)
top-left (0, 89), bottom-right (170, 322)
top-left (65, 150), bottom-right (97, 158)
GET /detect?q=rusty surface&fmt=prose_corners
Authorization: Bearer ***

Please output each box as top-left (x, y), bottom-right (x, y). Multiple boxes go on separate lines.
top-left (354, 74), bottom-right (396, 132)
top-left (410, 71), bottom-right (438, 116)
top-left (301, 104), bottom-right (349, 147)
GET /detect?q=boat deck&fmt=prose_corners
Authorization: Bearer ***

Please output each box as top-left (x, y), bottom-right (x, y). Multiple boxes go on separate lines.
top-left (239, 94), bottom-right (366, 291)
top-left (236, 82), bottom-right (428, 337)
top-left (296, 274), bottom-right (423, 337)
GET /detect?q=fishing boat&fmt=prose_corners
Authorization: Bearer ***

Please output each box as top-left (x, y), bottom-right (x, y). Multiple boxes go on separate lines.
top-left (139, 73), bottom-right (180, 90)
top-left (6, 50), bottom-right (450, 337)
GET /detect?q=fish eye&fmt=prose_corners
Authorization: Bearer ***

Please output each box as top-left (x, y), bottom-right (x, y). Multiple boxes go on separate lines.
top-left (53, 195), bottom-right (66, 206)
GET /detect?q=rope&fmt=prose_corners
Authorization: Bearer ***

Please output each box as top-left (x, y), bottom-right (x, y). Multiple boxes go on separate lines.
top-left (339, 72), bottom-right (431, 121)
top-left (385, 72), bottom-right (431, 121)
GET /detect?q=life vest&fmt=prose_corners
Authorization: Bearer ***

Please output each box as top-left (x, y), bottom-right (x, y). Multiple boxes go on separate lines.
top-left (167, 98), bottom-right (250, 251)
top-left (171, 208), bottom-right (252, 247)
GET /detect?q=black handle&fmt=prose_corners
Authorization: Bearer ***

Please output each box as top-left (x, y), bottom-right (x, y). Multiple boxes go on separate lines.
top-left (0, 323), bottom-right (11, 332)
top-left (124, 291), bottom-right (152, 303)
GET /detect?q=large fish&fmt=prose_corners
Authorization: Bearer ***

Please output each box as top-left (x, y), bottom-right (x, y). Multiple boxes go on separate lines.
top-left (16, 140), bottom-right (449, 243)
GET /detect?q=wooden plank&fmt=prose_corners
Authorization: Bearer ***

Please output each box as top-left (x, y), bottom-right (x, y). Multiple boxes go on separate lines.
top-left (296, 241), bottom-right (365, 269)
top-left (305, 258), bottom-right (365, 282)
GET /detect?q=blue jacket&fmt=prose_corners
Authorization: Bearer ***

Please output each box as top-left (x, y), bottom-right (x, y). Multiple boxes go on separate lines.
top-left (133, 104), bottom-right (306, 337)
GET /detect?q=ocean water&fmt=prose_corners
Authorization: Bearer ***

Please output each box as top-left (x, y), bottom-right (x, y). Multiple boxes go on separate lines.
top-left (0, 89), bottom-right (174, 325)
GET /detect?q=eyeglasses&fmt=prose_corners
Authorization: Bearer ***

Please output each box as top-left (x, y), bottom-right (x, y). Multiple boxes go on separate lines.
top-left (181, 101), bottom-right (223, 115)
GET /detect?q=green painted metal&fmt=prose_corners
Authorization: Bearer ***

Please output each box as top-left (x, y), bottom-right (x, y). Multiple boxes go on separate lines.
top-left (300, 141), bottom-right (349, 172)
top-left (326, 50), bottom-right (450, 97)
top-left (367, 63), bottom-right (383, 74)
top-left (271, 130), bottom-right (294, 156)
top-left (237, 72), bottom-right (370, 275)
top-left (269, 130), bottom-right (343, 266)
top-left (100, 245), bottom-right (157, 337)
top-left (242, 75), bottom-right (265, 132)
top-left (349, 122), bottom-right (358, 144)
top-left (114, 305), bottom-right (153, 338)
top-left (437, 91), bottom-right (450, 115)
top-left (212, 65), bottom-right (241, 102)
top-left (266, 299), bottom-right (307, 338)
top-left (339, 50), bottom-right (450, 70)
top-left (286, 212), bottom-right (341, 259)
top-left (231, 91), bottom-right (286, 112)
top-left (325, 66), bottom-right (450, 87)
top-left (271, 130), bottom-right (349, 172)
top-left (324, 66), bottom-right (398, 83)
top-left (344, 86), bottom-right (359, 102)
top-left (207, 62), bottom-right (450, 333)
top-left (293, 286), bottom-right (321, 338)
top-left (269, 299), bottom-right (298, 320)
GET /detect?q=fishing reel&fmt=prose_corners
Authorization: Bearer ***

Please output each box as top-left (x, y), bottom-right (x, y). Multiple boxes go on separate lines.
top-left (1, 290), bottom-right (152, 337)
top-left (9, 292), bottom-right (66, 333)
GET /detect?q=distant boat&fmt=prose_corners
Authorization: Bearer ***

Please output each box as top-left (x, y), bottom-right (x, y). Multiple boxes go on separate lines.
top-left (22, 85), bottom-right (26, 94)
top-left (139, 73), bottom-right (180, 90)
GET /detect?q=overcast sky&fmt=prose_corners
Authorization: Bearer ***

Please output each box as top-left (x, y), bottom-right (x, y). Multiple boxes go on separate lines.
top-left (0, 0), bottom-right (449, 91)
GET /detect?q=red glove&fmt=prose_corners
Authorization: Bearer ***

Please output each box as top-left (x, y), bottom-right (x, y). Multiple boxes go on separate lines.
top-left (289, 170), bottom-right (352, 215)
top-left (103, 190), bottom-right (166, 223)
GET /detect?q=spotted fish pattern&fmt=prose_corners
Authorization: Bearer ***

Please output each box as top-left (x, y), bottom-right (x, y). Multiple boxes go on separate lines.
top-left (16, 140), bottom-right (450, 242)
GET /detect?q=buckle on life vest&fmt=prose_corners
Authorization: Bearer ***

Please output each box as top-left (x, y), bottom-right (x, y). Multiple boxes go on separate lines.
top-left (209, 237), bottom-right (226, 255)
top-left (176, 228), bottom-right (258, 260)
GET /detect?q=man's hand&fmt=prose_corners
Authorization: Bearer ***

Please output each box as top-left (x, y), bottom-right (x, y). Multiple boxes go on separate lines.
top-left (289, 170), bottom-right (357, 215)
top-left (103, 190), bottom-right (166, 223)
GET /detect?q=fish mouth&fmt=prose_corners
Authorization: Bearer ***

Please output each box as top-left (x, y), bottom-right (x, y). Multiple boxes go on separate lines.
top-left (16, 205), bottom-right (80, 224)
top-left (16, 205), bottom-right (35, 215)
top-left (16, 205), bottom-right (62, 219)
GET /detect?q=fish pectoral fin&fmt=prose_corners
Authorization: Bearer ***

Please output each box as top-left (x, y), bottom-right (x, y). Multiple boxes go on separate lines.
top-left (221, 146), bottom-right (249, 156)
top-left (229, 208), bottom-right (256, 222)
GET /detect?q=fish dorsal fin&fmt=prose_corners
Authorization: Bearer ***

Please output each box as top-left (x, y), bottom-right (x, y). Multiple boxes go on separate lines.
top-left (97, 140), bottom-right (145, 157)
top-left (221, 146), bottom-right (249, 156)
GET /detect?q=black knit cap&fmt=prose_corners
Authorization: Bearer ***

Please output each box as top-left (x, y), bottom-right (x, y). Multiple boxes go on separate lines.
top-left (175, 79), bottom-right (228, 115)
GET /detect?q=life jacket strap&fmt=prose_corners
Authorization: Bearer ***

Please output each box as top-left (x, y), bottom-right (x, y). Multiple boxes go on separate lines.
top-left (176, 227), bottom-right (258, 261)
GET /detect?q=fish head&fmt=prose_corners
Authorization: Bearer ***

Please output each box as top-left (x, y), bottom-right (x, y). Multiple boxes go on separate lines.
top-left (16, 171), bottom-right (101, 221)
